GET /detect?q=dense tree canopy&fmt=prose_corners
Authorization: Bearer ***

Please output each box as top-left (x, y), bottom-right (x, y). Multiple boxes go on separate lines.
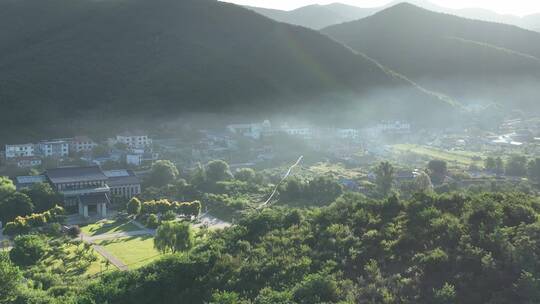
top-left (65, 191), bottom-right (540, 303)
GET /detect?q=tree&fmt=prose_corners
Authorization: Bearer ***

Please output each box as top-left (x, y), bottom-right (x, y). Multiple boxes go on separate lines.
top-left (414, 171), bottom-right (434, 193)
top-left (0, 252), bottom-right (23, 304)
top-left (147, 160), bottom-right (179, 187)
top-left (205, 160), bottom-right (233, 184)
top-left (154, 221), bottom-right (194, 254)
top-left (146, 214), bottom-right (159, 229)
top-left (21, 183), bottom-right (60, 213)
top-left (495, 157), bottom-right (505, 176)
top-left (484, 157), bottom-right (496, 172)
top-left (0, 192), bottom-right (34, 224)
top-left (235, 168), bottom-right (256, 183)
top-left (9, 235), bottom-right (49, 267)
top-left (126, 197), bottom-right (142, 217)
top-left (68, 226), bottom-right (81, 238)
top-left (0, 177), bottom-right (15, 201)
top-left (428, 160), bottom-right (448, 184)
top-left (528, 158), bottom-right (540, 182)
top-left (506, 154), bottom-right (528, 177)
top-left (306, 176), bottom-right (343, 205)
top-left (374, 162), bottom-right (394, 197)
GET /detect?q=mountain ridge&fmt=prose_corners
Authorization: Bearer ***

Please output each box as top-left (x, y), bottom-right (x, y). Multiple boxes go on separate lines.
top-left (322, 3), bottom-right (540, 111)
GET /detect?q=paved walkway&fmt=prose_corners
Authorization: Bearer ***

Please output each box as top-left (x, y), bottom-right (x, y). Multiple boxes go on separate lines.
top-left (83, 230), bottom-right (153, 242)
top-left (92, 244), bottom-right (128, 271)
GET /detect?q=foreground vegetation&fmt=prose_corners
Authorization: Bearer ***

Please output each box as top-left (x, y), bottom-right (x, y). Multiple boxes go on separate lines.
top-left (3, 190), bottom-right (540, 303)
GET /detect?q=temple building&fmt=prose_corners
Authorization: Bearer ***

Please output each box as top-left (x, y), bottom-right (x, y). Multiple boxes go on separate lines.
top-left (45, 166), bottom-right (111, 218)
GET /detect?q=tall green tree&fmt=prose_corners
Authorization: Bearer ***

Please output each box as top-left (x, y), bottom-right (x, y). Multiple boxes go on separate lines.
top-left (0, 177), bottom-right (15, 201)
top-left (506, 154), bottom-right (528, 177)
top-left (9, 235), bottom-right (49, 267)
top-left (126, 197), bottom-right (142, 217)
top-left (206, 160), bottom-right (233, 184)
top-left (154, 221), bottom-right (194, 254)
top-left (147, 160), bottom-right (179, 187)
top-left (374, 162), bottom-right (394, 197)
top-left (428, 160), bottom-right (448, 184)
top-left (0, 192), bottom-right (33, 224)
top-left (0, 252), bottom-right (22, 304)
top-left (21, 183), bottom-right (60, 213)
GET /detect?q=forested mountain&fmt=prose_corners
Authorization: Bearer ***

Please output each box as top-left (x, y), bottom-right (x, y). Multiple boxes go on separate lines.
top-left (0, 0), bottom-right (455, 142)
top-left (323, 3), bottom-right (540, 111)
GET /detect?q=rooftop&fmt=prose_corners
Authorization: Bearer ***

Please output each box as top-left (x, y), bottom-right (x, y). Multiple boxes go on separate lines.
top-left (16, 175), bottom-right (47, 185)
top-left (103, 169), bottom-right (141, 186)
top-left (46, 166), bottom-right (107, 184)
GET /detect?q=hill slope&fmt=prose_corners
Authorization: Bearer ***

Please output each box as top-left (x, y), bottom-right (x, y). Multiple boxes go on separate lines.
top-left (323, 3), bottom-right (540, 110)
top-left (0, 0), bottom-right (457, 141)
top-left (247, 1), bottom-right (540, 32)
top-left (245, 3), bottom-right (377, 30)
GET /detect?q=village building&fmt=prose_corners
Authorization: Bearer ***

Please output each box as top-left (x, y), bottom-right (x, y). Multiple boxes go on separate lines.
top-left (103, 170), bottom-right (142, 199)
top-left (15, 175), bottom-right (47, 189)
top-left (5, 143), bottom-right (35, 159)
top-left (227, 120), bottom-right (272, 140)
top-left (115, 133), bottom-right (153, 149)
top-left (70, 136), bottom-right (98, 154)
top-left (38, 140), bottom-right (69, 158)
top-left (45, 166), bottom-right (110, 218)
top-left (13, 156), bottom-right (42, 168)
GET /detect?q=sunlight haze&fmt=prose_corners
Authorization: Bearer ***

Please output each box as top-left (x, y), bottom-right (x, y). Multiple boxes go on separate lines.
top-left (224, 0), bottom-right (540, 16)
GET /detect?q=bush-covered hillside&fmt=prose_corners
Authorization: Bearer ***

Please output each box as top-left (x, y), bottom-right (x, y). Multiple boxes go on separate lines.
top-left (9, 191), bottom-right (536, 303)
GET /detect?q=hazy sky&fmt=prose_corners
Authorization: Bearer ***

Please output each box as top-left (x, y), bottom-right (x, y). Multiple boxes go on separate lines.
top-left (223, 0), bottom-right (540, 16)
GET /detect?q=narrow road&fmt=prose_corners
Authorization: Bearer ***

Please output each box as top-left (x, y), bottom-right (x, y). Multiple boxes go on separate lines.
top-left (93, 244), bottom-right (128, 271)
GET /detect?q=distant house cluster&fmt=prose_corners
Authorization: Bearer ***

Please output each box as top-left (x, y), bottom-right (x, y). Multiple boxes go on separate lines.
top-left (15, 166), bottom-right (141, 218)
top-left (3, 132), bottom-right (156, 168)
top-left (226, 120), bottom-right (411, 141)
top-left (4, 136), bottom-right (97, 168)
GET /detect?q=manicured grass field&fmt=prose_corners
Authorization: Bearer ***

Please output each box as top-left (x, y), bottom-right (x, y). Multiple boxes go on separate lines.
top-left (393, 144), bottom-right (484, 167)
top-left (96, 236), bottom-right (162, 269)
top-left (81, 219), bottom-right (141, 236)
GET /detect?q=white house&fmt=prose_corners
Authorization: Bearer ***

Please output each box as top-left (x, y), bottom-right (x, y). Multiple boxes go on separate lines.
top-left (70, 136), bottom-right (97, 154)
top-left (38, 140), bottom-right (69, 158)
top-left (5, 143), bottom-right (35, 159)
top-left (336, 129), bottom-right (360, 140)
top-left (280, 124), bottom-right (313, 140)
top-left (226, 120), bottom-right (272, 140)
top-left (116, 133), bottom-right (152, 149)
top-left (14, 156), bottom-right (42, 168)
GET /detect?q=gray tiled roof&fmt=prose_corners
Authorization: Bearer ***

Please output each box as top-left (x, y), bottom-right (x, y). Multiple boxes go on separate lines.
top-left (103, 169), bottom-right (141, 186)
top-left (46, 166), bottom-right (107, 184)
top-left (78, 192), bottom-right (110, 205)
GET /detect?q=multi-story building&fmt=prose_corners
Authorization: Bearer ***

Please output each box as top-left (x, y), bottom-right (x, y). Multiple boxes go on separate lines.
top-left (116, 133), bottom-right (152, 149)
top-left (5, 143), bottom-right (35, 159)
top-left (45, 166), bottom-right (110, 217)
top-left (227, 120), bottom-right (272, 140)
top-left (103, 169), bottom-right (141, 199)
top-left (70, 136), bottom-right (98, 154)
top-left (38, 140), bottom-right (69, 158)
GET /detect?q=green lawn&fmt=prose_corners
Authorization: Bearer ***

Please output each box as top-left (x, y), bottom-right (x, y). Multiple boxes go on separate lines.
top-left (393, 144), bottom-right (484, 167)
top-left (81, 220), bottom-right (141, 236)
top-left (96, 236), bottom-right (162, 269)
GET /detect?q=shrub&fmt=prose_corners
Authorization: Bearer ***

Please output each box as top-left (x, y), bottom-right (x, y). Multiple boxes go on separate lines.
top-left (146, 214), bottom-right (159, 229)
top-left (67, 226), bottom-right (81, 238)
